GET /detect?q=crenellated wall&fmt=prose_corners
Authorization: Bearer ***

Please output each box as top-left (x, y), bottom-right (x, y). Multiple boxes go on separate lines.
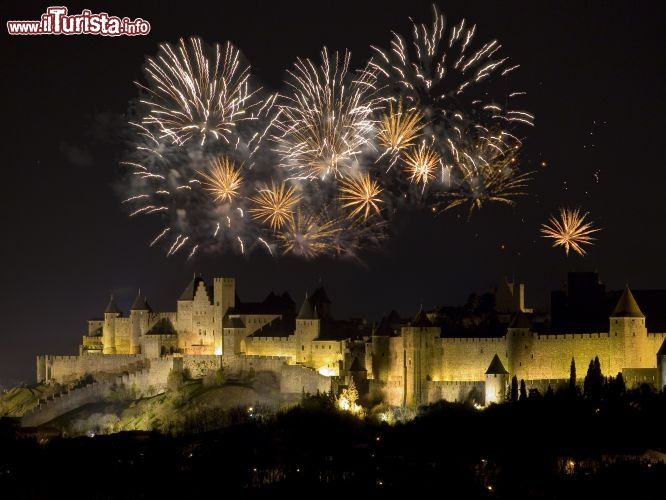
top-left (244, 335), bottom-right (297, 360)
top-left (440, 337), bottom-right (508, 382)
top-left (23, 357), bottom-right (177, 427)
top-left (426, 380), bottom-right (485, 405)
top-left (280, 364), bottom-right (331, 395)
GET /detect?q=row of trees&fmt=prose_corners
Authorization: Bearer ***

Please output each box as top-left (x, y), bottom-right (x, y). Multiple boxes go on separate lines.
top-left (508, 356), bottom-right (626, 403)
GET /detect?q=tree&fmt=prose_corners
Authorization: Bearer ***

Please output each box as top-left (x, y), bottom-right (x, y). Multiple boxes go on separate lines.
top-left (510, 375), bottom-right (519, 402)
top-left (569, 357), bottom-right (577, 395)
top-left (583, 356), bottom-right (604, 403)
top-left (519, 379), bottom-right (527, 401)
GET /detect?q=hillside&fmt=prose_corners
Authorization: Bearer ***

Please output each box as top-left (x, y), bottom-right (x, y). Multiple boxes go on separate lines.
top-left (1, 371), bottom-right (301, 437)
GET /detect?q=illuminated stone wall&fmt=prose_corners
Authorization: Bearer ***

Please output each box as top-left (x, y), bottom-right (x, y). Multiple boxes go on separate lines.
top-left (243, 335), bottom-right (297, 361)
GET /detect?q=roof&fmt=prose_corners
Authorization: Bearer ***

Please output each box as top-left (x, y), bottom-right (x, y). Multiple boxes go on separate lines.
top-left (410, 307), bottom-right (432, 327)
top-left (179, 274), bottom-right (205, 301)
top-left (310, 286), bottom-right (331, 305)
top-left (104, 295), bottom-right (121, 314)
top-left (297, 293), bottom-right (317, 320)
top-left (130, 290), bottom-right (151, 311)
top-left (373, 316), bottom-right (400, 336)
top-left (247, 316), bottom-right (295, 338)
top-left (485, 354), bottom-right (509, 375)
top-left (146, 317), bottom-right (176, 335)
top-left (227, 291), bottom-right (295, 316)
top-left (318, 318), bottom-right (372, 341)
top-left (610, 286), bottom-right (645, 318)
top-left (349, 356), bottom-right (367, 372)
top-left (508, 311), bottom-right (532, 329)
top-left (223, 315), bottom-right (246, 329)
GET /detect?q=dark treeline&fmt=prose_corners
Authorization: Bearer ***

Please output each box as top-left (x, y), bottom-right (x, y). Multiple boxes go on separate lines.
top-left (1, 384), bottom-right (665, 499)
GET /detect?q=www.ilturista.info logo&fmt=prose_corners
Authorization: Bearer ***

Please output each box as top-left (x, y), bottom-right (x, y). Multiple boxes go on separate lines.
top-left (7, 6), bottom-right (150, 36)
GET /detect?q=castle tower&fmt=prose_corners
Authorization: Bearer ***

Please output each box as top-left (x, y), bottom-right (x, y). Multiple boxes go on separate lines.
top-left (129, 290), bottom-right (151, 355)
top-left (102, 295), bottom-right (121, 354)
top-left (402, 307), bottom-right (440, 407)
top-left (295, 293), bottom-right (319, 364)
top-left (370, 316), bottom-right (395, 383)
top-left (485, 354), bottom-right (509, 405)
top-left (347, 355), bottom-right (368, 398)
top-left (506, 311), bottom-right (533, 380)
top-left (176, 274), bottom-right (203, 333)
top-left (609, 286), bottom-right (648, 372)
top-left (213, 277), bottom-right (236, 348)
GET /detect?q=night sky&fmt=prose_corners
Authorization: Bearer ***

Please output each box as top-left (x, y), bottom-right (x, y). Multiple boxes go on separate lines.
top-left (2, 0), bottom-right (663, 386)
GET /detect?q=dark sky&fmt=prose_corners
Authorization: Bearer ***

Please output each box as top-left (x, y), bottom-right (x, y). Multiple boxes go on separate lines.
top-left (2, 0), bottom-right (663, 386)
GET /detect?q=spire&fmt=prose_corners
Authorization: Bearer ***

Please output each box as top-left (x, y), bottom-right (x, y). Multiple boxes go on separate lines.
top-left (104, 294), bottom-right (121, 314)
top-left (297, 292), bottom-right (317, 320)
top-left (485, 354), bottom-right (509, 375)
top-left (611, 286), bottom-right (644, 318)
top-left (131, 289), bottom-right (151, 311)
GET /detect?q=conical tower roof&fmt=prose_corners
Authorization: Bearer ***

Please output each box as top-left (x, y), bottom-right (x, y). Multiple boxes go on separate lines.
top-left (297, 292), bottom-right (317, 320)
top-left (508, 310), bottom-right (532, 329)
top-left (611, 286), bottom-right (644, 318)
top-left (104, 294), bottom-right (121, 314)
top-left (179, 274), bottom-right (205, 301)
top-left (411, 306), bottom-right (432, 327)
top-left (130, 289), bottom-right (151, 311)
top-left (485, 354), bottom-right (509, 375)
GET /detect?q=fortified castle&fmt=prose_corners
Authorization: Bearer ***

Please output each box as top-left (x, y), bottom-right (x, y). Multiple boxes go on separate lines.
top-left (27, 273), bottom-right (666, 426)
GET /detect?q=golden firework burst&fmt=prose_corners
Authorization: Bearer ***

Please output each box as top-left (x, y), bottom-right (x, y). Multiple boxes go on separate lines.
top-left (403, 143), bottom-right (440, 188)
top-left (248, 181), bottom-right (302, 231)
top-left (197, 157), bottom-right (243, 204)
top-left (540, 207), bottom-right (602, 256)
top-left (339, 173), bottom-right (384, 220)
top-left (277, 209), bottom-right (342, 258)
top-left (436, 134), bottom-right (533, 218)
top-left (377, 99), bottom-right (426, 152)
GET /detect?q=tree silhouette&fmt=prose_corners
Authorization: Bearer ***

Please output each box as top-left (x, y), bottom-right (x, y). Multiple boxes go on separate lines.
top-left (510, 375), bottom-right (519, 402)
top-left (519, 379), bottom-right (527, 401)
top-left (583, 356), bottom-right (604, 403)
top-left (569, 357), bottom-right (577, 395)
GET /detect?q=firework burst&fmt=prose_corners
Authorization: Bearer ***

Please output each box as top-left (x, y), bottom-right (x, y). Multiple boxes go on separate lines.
top-left (136, 36), bottom-right (264, 146)
top-left (249, 181), bottom-right (302, 231)
top-left (540, 207), bottom-right (602, 256)
top-left (271, 47), bottom-right (380, 180)
top-left (435, 131), bottom-right (533, 217)
top-left (369, 4), bottom-right (533, 129)
top-left (338, 172), bottom-right (384, 220)
top-left (403, 143), bottom-right (440, 190)
top-left (377, 99), bottom-right (426, 153)
top-left (197, 156), bottom-right (243, 204)
top-left (276, 208), bottom-right (343, 259)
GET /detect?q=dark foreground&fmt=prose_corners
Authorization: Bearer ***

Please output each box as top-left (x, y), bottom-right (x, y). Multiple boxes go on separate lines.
top-left (1, 390), bottom-right (665, 499)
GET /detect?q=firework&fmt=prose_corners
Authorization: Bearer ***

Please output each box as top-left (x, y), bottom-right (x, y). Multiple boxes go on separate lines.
top-left (271, 47), bottom-right (380, 180)
top-left (540, 207), bottom-right (602, 256)
top-left (197, 156), bottom-right (243, 204)
top-left (339, 172), bottom-right (384, 220)
top-left (276, 208), bottom-right (343, 258)
top-left (369, 4), bottom-right (533, 129)
top-left (403, 143), bottom-right (440, 190)
top-left (435, 131), bottom-right (533, 217)
top-left (377, 99), bottom-right (426, 153)
top-left (136, 36), bottom-right (263, 146)
top-left (248, 181), bottom-right (302, 231)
